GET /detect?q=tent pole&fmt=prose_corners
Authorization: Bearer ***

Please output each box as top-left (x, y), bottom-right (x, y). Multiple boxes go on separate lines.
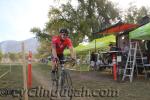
top-left (95, 39), bottom-right (96, 52)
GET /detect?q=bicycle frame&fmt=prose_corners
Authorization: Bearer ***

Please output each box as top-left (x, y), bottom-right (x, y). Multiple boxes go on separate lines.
top-left (52, 59), bottom-right (73, 90)
top-left (51, 59), bottom-right (75, 100)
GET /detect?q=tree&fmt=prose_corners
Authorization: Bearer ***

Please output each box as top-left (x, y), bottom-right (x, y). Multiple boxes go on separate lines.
top-left (8, 52), bottom-right (18, 62)
top-left (31, 0), bottom-right (120, 57)
top-left (124, 4), bottom-right (150, 24)
top-left (46, 0), bottom-right (119, 45)
top-left (0, 51), bottom-right (3, 62)
top-left (30, 27), bottom-right (52, 58)
top-left (30, 27), bottom-right (51, 42)
top-left (36, 40), bottom-right (51, 58)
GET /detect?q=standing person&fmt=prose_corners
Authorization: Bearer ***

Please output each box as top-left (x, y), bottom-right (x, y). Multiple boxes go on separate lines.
top-left (51, 28), bottom-right (75, 80)
top-left (109, 44), bottom-right (114, 51)
top-left (145, 40), bottom-right (150, 64)
top-left (122, 42), bottom-right (129, 57)
top-left (121, 42), bottom-right (129, 66)
top-left (90, 52), bottom-right (97, 70)
top-left (107, 44), bottom-right (116, 64)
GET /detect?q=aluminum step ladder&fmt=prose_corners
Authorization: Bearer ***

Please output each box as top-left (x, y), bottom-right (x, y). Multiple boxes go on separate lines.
top-left (122, 41), bottom-right (145, 82)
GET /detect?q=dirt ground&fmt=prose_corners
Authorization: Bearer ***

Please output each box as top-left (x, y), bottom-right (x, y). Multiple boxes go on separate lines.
top-left (30, 63), bottom-right (150, 100)
top-left (1, 63), bottom-right (148, 100)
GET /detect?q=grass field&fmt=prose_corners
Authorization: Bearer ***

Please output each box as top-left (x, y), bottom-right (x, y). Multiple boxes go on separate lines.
top-left (0, 64), bottom-right (23, 100)
top-left (0, 63), bottom-right (150, 100)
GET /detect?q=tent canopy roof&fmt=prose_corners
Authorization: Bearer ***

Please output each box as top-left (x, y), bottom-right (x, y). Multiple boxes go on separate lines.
top-left (97, 22), bottom-right (139, 35)
top-left (129, 22), bottom-right (150, 40)
top-left (64, 35), bottom-right (116, 55)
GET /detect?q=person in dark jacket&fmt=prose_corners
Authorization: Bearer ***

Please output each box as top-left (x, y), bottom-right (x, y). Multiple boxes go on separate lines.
top-left (145, 40), bottom-right (150, 64)
top-left (90, 52), bottom-right (97, 69)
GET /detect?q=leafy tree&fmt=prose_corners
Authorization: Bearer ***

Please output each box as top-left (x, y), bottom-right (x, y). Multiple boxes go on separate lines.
top-left (124, 4), bottom-right (150, 24)
top-left (36, 41), bottom-right (51, 58)
top-left (8, 52), bottom-right (18, 62)
top-left (0, 51), bottom-right (3, 62)
top-left (30, 27), bottom-right (51, 42)
top-left (16, 52), bottom-right (22, 59)
top-left (31, 0), bottom-right (120, 57)
top-left (45, 0), bottom-right (119, 45)
top-left (30, 27), bottom-right (51, 58)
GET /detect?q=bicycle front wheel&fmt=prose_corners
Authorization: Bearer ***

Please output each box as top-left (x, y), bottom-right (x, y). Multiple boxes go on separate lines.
top-left (59, 70), bottom-right (73, 100)
top-left (60, 70), bottom-right (73, 88)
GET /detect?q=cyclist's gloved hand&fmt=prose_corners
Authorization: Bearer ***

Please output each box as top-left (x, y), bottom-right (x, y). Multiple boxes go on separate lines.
top-left (70, 57), bottom-right (76, 66)
top-left (53, 57), bottom-right (59, 63)
top-left (71, 58), bottom-right (76, 63)
top-left (71, 57), bottom-right (76, 61)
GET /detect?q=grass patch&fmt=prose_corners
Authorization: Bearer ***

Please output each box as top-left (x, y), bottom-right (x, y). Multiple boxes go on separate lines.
top-left (32, 63), bottom-right (50, 76)
top-left (0, 64), bottom-right (23, 88)
top-left (0, 64), bottom-right (23, 100)
top-left (75, 64), bottom-right (90, 71)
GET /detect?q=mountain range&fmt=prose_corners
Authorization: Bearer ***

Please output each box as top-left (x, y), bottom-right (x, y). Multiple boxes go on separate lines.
top-left (0, 38), bottom-right (39, 53)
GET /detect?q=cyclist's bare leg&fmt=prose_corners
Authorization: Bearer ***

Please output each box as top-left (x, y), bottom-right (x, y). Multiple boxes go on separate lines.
top-left (51, 60), bottom-right (58, 80)
top-left (51, 60), bottom-right (57, 70)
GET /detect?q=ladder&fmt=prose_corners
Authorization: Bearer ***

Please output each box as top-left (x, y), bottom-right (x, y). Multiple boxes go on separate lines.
top-left (122, 41), bottom-right (145, 82)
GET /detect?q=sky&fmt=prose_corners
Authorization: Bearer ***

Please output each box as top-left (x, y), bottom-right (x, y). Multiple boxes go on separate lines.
top-left (114, 0), bottom-right (150, 9)
top-left (0, 0), bottom-right (150, 42)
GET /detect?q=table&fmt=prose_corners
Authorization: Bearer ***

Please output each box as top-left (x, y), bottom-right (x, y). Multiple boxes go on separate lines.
top-left (100, 51), bottom-right (123, 81)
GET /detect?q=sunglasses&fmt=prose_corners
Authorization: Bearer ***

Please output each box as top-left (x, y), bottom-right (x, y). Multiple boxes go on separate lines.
top-left (60, 33), bottom-right (68, 37)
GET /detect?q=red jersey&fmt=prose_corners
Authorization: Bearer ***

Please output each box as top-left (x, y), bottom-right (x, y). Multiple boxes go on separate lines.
top-left (51, 36), bottom-right (73, 54)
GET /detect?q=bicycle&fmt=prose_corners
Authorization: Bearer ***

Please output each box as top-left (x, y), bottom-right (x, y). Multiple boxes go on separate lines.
top-left (51, 58), bottom-right (76, 99)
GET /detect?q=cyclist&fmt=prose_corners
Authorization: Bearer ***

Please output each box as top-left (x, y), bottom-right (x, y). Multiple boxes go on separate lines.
top-left (51, 28), bottom-right (75, 80)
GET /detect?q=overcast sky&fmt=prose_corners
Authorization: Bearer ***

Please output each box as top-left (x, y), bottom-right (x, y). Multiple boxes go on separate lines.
top-left (0, 0), bottom-right (150, 42)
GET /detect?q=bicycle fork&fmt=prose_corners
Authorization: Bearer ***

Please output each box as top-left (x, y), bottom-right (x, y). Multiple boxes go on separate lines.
top-left (59, 64), bottom-right (65, 89)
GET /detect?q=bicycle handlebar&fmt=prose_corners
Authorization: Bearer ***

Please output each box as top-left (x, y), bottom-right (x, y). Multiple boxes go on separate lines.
top-left (59, 58), bottom-right (76, 66)
top-left (59, 59), bottom-right (75, 62)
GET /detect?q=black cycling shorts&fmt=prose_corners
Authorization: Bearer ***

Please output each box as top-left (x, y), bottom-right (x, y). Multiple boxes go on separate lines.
top-left (52, 53), bottom-right (64, 64)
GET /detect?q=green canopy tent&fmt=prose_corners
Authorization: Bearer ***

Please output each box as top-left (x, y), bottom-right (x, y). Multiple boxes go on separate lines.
top-left (129, 22), bottom-right (150, 40)
top-left (64, 35), bottom-right (116, 55)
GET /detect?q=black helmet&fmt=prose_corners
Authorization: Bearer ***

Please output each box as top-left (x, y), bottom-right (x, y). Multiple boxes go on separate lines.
top-left (59, 28), bottom-right (69, 34)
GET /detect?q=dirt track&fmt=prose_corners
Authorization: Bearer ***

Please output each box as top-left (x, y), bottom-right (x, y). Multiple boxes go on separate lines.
top-left (32, 68), bottom-right (52, 89)
top-left (31, 64), bottom-right (150, 100)
top-left (31, 66), bottom-right (102, 100)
